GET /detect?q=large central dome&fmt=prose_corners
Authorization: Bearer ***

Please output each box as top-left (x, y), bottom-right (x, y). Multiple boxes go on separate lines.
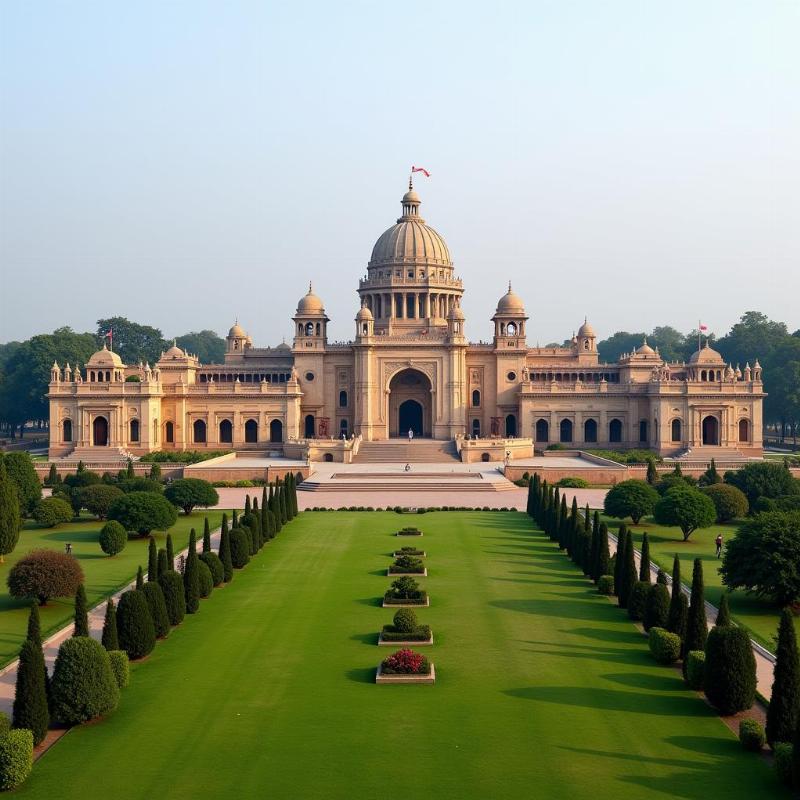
top-left (368, 185), bottom-right (452, 268)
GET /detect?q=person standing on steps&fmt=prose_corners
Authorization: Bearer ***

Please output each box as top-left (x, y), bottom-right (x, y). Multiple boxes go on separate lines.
top-left (408, 427), bottom-right (414, 442)
top-left (715, 533), bottom-right (723, 558)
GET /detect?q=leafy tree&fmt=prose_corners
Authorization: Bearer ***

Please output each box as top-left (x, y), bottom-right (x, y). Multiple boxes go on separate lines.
top-left (95, 317), bottom-right (167, 365)
top-left (117, 477), bottom-right (164, 494)
top-left (701, 484), bottom-right (749, 522)
top-left (99, 520), bottom-right (127, 556)
top-left (720, 512), bottom-right (800, 605)
top-left (0, 461), bottom-right (21, 562)
top-left (32, 497), bottom-right (72, 528)
top-left (8, 550), bottom-right (84, 605)
top-left (597, 331), bottom-right (648, 363)
top-left (767, 609), bottom-right (800, 747)
top-left (73, 584), bottom-right (88, 637)
top-left (704, 625), bottom-right (757, 714)
top-left (715, 311), bottom-right (788, 372)
top-left (604, 480), bottom-right (659, 524)
top-left (101, 599), bottom-right (119, 651)
top-left (0, 453), bottom-right (41, 515)
top-left (175, 330), bottom-right (225, 364)
top-left (116, 590), bottom-right (156, 659)
top-left (12, 639), bottom-right (49, 745)
top-left (653, 487), bottom-right (716, 541)
top-left (79, 484), bottom-right (124, 520)
top-left (183, 530), bottom-right (200, 614)
top-left (724, 462), bottom-right (798, 505)
top-left (164, 479), bottom-right (219, 515)
top-left (699, 458), bottom-right (722, 487)
top-left (107, 492), bottom-right (178, 535)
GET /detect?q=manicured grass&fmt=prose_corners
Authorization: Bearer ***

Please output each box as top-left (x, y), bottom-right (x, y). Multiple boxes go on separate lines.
top-left (0, 511), bottom-right (226, 665)
top-left (17, 512), bottom-right (783, 799)
top-left (602, 515), bottom-right (785, 651)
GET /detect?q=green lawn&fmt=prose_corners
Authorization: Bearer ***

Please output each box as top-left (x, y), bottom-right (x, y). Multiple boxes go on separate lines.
top-left (0, 511), bottom-right (226, 665)
top-left (17, 511), bottom-right (783, 799)
top-left (602, 516), bottom-right (784, 651)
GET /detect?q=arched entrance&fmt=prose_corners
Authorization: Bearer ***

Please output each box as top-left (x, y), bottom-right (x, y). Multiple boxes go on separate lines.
top-left (702, 415), bottom-right (719, 445)
top-left (304, 414), bottom-right (315, 438)
top-left (388, 369), bottom-right (432, 437)
top-left (269, 419), bottom-right (283, 443)
top-left (244, 419), bottom-right (258, 443)
top-left (92, 416), bottom-right (108, 447)
top-left (505, 414), bottom-right (517, 437)
top-left (219, 419), bottom-right (233, 444)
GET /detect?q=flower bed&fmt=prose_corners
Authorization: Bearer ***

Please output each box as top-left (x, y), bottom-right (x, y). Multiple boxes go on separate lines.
top-left (383, 575), bottom-right (427, 606)
top-left (396, 527), bottom-right (422, 537)
top-left (392, 547), bottom-right (426, 557)
top-left (387, 567), bottom-right (427, 576)
top-left (389, 554), bottom-right (425, 574)
top-left (376, 649), bottom-right (435, 684)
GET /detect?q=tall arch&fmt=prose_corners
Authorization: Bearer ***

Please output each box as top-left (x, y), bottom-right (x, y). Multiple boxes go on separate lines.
top-left (584, 418), bottom-right (597, 443)
top-left (505, 414), bottom-right (517, 437)
top-left (388, 368), bottom-right (432, 437)
top-left (559, 419), bottom-right (573, 443)
top-left (471, 389), bottom-right (481, 407)
top-left (193, 419), bottom-right (207, 444)
top-left (535, 418), bottom-right (549, 443)
top-left (219, 419), bottom-right (233, 444)
top-left (269, 419), bottom-right (283, 443)
top-left (62, 419), bottom-right (72, 443)
top-left (702, 415), bottom-right (719, 445)
top-left (738, 418), bottom-right (750, 442)
top-left (92, 416), bottom-right (108, 447)
top-left (609, 418), bottom-right (623, 443)
top-left (472, 418), bottom-right (481, 437)
top-left (244, 419), bottom-right (258, 443)
top-left (671, 418), bottom-right (682, 442)
top-left (165, 421), bottom-right (174, 443)
top-left (639, 420), bottom-right (648, 443)
top-left (129, 419), bottom-right (140, 443)
top-left (304, 414), bottom-right (315, 438)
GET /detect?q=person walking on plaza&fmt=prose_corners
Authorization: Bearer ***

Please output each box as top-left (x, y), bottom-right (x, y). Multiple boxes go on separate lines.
top-left (715, 533), bottom-right (723, 558)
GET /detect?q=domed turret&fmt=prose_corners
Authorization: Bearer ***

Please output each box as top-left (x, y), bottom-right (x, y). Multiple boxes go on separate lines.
top-left (492, 282), bottom-right (528, 345)
top-left (228, 321), bottom-right (246, 338)
top-left (689, 341), bottom-right (724, 364)
top-left (578, 318), bottom-right (596, 338)
top-left (296, 283), bottom-right (326, 315)
top-left (226, 319), bottom-right (250, 355)
top-left (495, 283), bottom-right (526, 315)
top-left (636, 337), bottom-right (656, 356)
top-left (87, 342), bottom-right (124, 368)
top-left (164, 340), bottom-right (186, 359)
top-left (293, 282), bottom-right (329, 348)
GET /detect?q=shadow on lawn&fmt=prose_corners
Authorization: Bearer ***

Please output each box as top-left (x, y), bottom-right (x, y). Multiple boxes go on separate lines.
top-left (353, 597), bottom-right (383, 607)
top-left (345, 667), bottom-right (376, 684)
top-left (350, 632), bottom-right (377, 646)
top-left (489, 598), bottom-right (624, 623)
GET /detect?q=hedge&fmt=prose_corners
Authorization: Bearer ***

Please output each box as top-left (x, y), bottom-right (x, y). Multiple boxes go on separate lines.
top-left (33, 497), bottom-right (73, 528)
top-left (380, 625), bottom-right (432, 641)
top-left (197, 559), bottom-right (213, 598)
top-left (108, 650), bottom-right (130, 689)
top-left (117, 590), bottom-right (156, 659)
top-left (199, 551), bottom-right (224, 586)
top-left (597, 575), bottom-right (614, 595)
top-left (648, 627), bottom-right (681, 664)
top-left (704, 625), bottom-right (757, 714)
top-left (685, 651), bottom-right (705, 690)
top-left (774, 743), bottom-right (793, 787)
top-left (158, 571), bottom-right (186, 626)
top-left (229, 528), bottom-right (250, 569)
top-left (0, 729), bottom-right (33, 791)
top-left (738, 719), bottom-right (765, 752)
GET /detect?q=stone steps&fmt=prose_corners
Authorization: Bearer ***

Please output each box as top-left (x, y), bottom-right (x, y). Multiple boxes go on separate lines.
top-left (353, 440), bottom-right (460, 463)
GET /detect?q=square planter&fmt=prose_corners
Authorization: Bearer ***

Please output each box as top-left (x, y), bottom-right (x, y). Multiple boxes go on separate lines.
top-left (382, 596), bottom-right (430, 608)
top-left (375, 663), bottom-right (436, 684)
top-left (396, 531), bottom-right (423, 537)
top-left (378, 631), bottom-right (434, 646)
top-left (387, 568), bottom-right (427, 577)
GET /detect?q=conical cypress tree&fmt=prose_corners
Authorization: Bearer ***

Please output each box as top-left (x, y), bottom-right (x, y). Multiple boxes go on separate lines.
top-left (526, 477), bottom-right (534, 517)
top-left (568, 497), bottom-right (579, 558)
top-left (157, 548), bottom-right (168, 579)
top-left (646, 458), bottom-right (658, 485)
top-left (558, 496), bottom-right (569, 550)
top-left (184, 530), bottom-right (200, 614)
top-left (550, 489), bottom-right (561, 542)
top-left (644, 582), bottom-right (670, 631)
top-left (244, 495), bottom-right (251, 515)
top-left (639, 532), bottom-right (651, 583)
top-left (101, 598), bottom-right (119, 650)
top-left (13, 638), bottom-right (49, 745)
top-left (291, 472), bottom-right (299, 517)
top-left (219, 526), bottom-right (233, 583)
top-left (581, 532), bottom-right (592, 576)
top-left (279, 481), bottom-right (288, 524)
top-left (203, 517), bottom-right (211, 553)
top-left (767, 609), bottom-right (800, 747)
top-left (166, 533), bottom-right (175, 571)
top-left (73, 584), bottom-right (88, 637)
top-left (270, 491), bottom-right (282, 533)
top-left (232, 508), bottom-right (239, 528)
top-left (135, 565), bottom-right (144, 591)
top-left (26, 603), bottom-right (41, 647)
top-left (261, 487), bottom-right (268, 534)
top-left (148, 536), bottom-right (157, 582)
top-left (613, 524), bottom-right (627, 596)
top-left (684, 558), bottom-right (708, 672)
top-left (668, 592), bottom-right (689, 643)
top-left (596, 523), bottom-right (610, 579)
top-left (589, 516), bottom-right (600, 581)
top-left (716, 593), bottom-right (732, 626)
top-left (221, 512), bottom-right (228, 536)
top-left (0, 460), bottom-right (22, 563)
top-left (667, 554), bottom-right (681, 629)
top-left (618, 530), bottom-right (637, 609)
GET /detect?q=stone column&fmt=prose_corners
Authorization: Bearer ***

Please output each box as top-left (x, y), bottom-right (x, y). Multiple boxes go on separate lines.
top-left (425, 293), bottom-right (431, 318)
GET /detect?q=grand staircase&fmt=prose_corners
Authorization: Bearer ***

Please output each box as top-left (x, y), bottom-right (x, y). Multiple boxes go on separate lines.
top-left (353, 439), bottom-right (460, 464)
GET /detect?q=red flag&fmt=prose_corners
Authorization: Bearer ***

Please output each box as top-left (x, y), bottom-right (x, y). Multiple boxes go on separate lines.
top-left (104, 328), bottom-right (113, 338)
top-left (699, 323), bottom-right (708, 331)
top-left (411, 166), bottom-right (430, 177)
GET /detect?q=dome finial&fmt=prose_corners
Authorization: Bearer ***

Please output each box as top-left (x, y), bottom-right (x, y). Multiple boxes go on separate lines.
top-left (508, 280), bottom-right (512, 293)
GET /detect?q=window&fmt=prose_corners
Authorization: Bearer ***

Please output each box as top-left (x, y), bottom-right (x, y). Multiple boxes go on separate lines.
top-left (62, 419), bottom-right (72, 442)
top-left (340, 419), bottom-right (348, 436)
top-left (738, 418), bottom-right (750, 442)
top-left (129, 419), bottom-right (140, 443)
top-left (304, 322), bottom-right (314, 336)
top-left (639, 420), bottom-right (648, 443)
top-left (506, 321), bottom-right (517, 336)
top-left (219, 419), bottom-right (233, 444)
top-left (671, 419), bottom-right (682, 442)
top-left (560, 419), bottom-right (573, 443)
top-left (165, 421), bottom-right (174, 443)
top-left (584, 418), bottom-right (597, 443)
top-left (471, 389), bottom-right (480, 407)
top-left (269, 419), bottom-right (283, 443)
top-left (609, 418), bottom-right (622, 443)
top-left (304, 414), bottom-right (315, 438)
top-left (193, 419), bottom-right (206, 444)
top-left (535, 419), bottom-right (549, 443)
top-left (472, 419), bottom-right (481, 437)
top-left (305, 372), bottom-right (315, 382)
top-left (505, 414), bottom-right (517, 437)
top-left (245, 419), bottom-right (258, 443)
top-left (506, 371), bottom-right (517, 382)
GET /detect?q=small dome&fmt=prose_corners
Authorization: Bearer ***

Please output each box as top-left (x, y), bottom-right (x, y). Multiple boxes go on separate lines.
top-left (636, 337), bottom-right (656, 356)
top-left (275, 341), bottom-right (291, 352)
top-left (87, 343), bottom-right (124, 368)
top-left (297, 283), bottom-right (325, 314)
top-left (689, 341), bottom-right (724, 364)
top-left (402, 188), bottom-right (420, 205)
top-left (448, 303), bottom-right (465, 320)
top-left (356, 305), bottom-right (373, 321)
top-left (578, 318), bottom-right (595, 338)
top-left (496, 283), bottom-right (526, 314)
top-left (164, 340), bottom-right (185, 359)
top-left (228, 321), bottom-right (246, 338)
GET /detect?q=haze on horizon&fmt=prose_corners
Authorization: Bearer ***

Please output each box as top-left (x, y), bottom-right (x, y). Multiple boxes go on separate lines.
top-left (1, 1), bottom-right (798, 348)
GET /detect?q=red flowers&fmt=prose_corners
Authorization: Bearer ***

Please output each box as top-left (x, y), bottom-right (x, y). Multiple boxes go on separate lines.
top-left (381, 648), bottom-right (430, 675)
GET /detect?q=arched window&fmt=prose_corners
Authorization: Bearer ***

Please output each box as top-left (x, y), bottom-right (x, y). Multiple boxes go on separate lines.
top-left (639, 420), bottom-right (648, 443)
top-left (323, 452), bottom-right (334, 462)
top-left (193, 419), bottom-right (207, 444)
top-left (584, 418), bottom-right (597, 443)
top-left (340, 419), bottom-right (348, 437)
top-left (245, 419), bottom-right (258, 443)
top-left (505, 414), bottom-right (517, 437)
top-left (129, 419), bottom-right (140, 443)
top-left (304, 414), bottom-right (315, 438)
top-left (609, 418), bottom-right (623, 443)
top-left (738, 418), bottom-right (750, 442)
top-left (535, 418), bottom-right (549, 443)
top-left (339, 390), bottom-right (348, 408)
top-left (560, 419), bottom-right (573, 443)
top-left (269, 419), bottom-right (283, 443)
top-left (62, 419), bottom-right (72, 442)
top-left (472, 419), bottom-right (481, 437)
top-left (219, 419), bottom-right (233, 444)
top-left (165, 421), bottom-right (174, 443)
top-left (471, 389), bottom-right (480, 407)
top-left (506, 321), bottom-right (517, 336)
top-left (304, 322), bottom-right (314, 336)
top-left (671, 419), bottom-right (682, 442)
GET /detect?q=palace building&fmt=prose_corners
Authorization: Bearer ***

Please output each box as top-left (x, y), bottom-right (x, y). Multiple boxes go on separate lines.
top-left (47, 181), bottom-right (764, 461)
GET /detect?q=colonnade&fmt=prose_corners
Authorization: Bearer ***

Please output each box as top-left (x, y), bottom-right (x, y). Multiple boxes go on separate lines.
top-left (362, 292), bottom-right (458, 321)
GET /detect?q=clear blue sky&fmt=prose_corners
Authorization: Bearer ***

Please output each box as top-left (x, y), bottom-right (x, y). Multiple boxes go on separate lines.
top-left (1, 0), bottom-right (798, 346)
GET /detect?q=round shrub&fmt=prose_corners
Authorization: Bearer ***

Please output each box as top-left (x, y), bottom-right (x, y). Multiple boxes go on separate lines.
top-left (107, 492), bottom-right (178, 536)
top-left (99, 520), bottom-right (127, 556)
top-left (704, 625), bottom-right (757, 714)
top-left (229, 528), bottom-right (250, 568)
top-left (7, 549), bottom-right (84, 605)
top-left (738, 719), bottom-right (765, 752)
top-left (604, 480), bottom-right (659, 524)
top-left (654, 487), bottom-right (716, 541)
top-left (393, 607), bottom-right (418, 633)
top-left (108, 650), bottom-right (130, 689)
top-left (702, 483), bottom-right (749, 522)
top-left (597, 575), bottom-right (614, 595)
top-left (199, 551), bottom-right (224, 586)
top-left (32, 497), bottom-right (73, 528)
top-left (627, 581), bottom-right (649, 622)
top-left (140, 582), bottom-right (170, 638)
top-left (643, 582), bottom-right (670, 632)
top-left (164, 478), bottom-right (219, 515)
top-left (555, 476), bottom-right (590, 488)
top-left (79, 484), bottom-right (124, 519)
top-left (774, 742), bottom-right (793, 787)
top-left (685, 650), bottom-right (705, 690)
top-left (158, 570), bottom-right (186, 626)
top-left (648, 627), bottom-right (682, 664)
top-left (0, 729), bottom-right (33, 790)
top-left (116, 589), bottom-right (156, 659)
top-left (197, 559), bottom-right (213, 598)
top-left (50, 636), bottom-right (119, 725)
